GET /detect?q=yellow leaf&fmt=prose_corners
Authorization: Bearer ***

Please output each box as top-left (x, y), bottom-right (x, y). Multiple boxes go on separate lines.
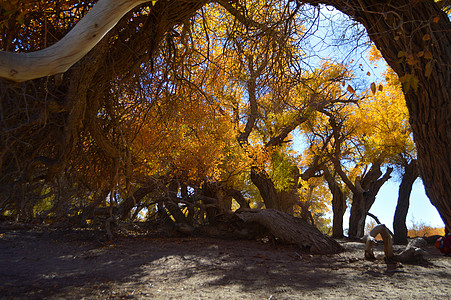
top-left (366, 72), bottom-right (371, 76)
top-left (370, 82), bottom-right (376, 95)
top-left (347, 85), bottom-right (355, 94)
top-left (378, 85), bottom-right (383, 92)
top-left (416, 51), bottom-right (424, 57)
top-left (422, 34), bottom-right (431, 41)
top-left (424, 51), bottom-right (432, 59)
top-left (433, 16), bottom-right (440, 23)
top-left (397, 51), bottom-right (405, 58)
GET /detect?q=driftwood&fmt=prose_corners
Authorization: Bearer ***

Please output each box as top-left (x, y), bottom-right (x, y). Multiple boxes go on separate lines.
top-left (362, 224), bottom-right (394, 260)
top-left (362, 224), bottom-right (427, 263)
top-left (235, 209), bottom-right (343, 254)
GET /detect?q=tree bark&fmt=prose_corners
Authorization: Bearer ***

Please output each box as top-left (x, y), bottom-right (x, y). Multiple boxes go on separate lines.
top-left (323, 167), bottom-right (346, 238)
top-left (393, 159), bottom-right (419, 244)
top-left (348, 163), bottom-right (393, 239)
top-left (226, 189), bottom-right (250, 209)
top-left (250, 166), bottom-right (279, 210)
top-left (236, 209), bottom-right (343, 254)
top-left (118, 184), bottom-right (157, 220)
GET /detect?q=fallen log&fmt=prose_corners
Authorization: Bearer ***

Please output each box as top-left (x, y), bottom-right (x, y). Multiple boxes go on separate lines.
top-left (236, 209), bottom-right (343, 254)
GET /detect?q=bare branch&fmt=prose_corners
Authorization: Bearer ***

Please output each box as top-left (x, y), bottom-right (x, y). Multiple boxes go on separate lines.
top-left (0, 0), bottom-right (147, 82)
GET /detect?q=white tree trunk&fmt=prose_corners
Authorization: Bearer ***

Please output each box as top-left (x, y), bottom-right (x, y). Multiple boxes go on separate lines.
top-left (0, 0), bottom-right (147, 82)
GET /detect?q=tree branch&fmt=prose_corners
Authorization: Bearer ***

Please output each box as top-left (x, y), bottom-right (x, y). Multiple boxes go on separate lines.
top-left (0, 0), bottom-right (147, 82)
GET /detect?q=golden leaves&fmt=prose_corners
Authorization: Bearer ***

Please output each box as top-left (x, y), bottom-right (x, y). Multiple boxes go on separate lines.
top-left (347, 85), bottom-right (355, 94)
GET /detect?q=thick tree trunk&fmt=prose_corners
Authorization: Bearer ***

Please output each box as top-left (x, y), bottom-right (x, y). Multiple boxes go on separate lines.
top-left (306, 0), bottom-right (451, 232)
top-left (250, 166), bottom-right (279, 210)
top-left (348, 192), bottom-right (365, 239)
top-left (348, 164), bottom-right (393, 238)
top-left (323, 167), bottom-right (346, 238)
top-left (393, 160), bottom-right (419, 245)
top-left (236, 209), bottom-right (343, 254)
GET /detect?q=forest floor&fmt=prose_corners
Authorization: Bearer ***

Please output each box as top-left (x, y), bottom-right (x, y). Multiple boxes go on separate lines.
top-left (0, 224), bottom-right (450, 299)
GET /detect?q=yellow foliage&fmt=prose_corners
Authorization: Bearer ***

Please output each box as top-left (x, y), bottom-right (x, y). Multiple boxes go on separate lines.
top-left (408, 219), bottom-right (445, 237)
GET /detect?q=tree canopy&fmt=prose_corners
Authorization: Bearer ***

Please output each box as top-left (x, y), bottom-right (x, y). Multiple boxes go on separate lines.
top-left (0, 0), bottom-right (449, 242)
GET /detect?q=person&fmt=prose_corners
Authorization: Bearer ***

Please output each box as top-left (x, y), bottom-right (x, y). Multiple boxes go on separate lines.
top-left (435, 227), bottom-right (451, 256)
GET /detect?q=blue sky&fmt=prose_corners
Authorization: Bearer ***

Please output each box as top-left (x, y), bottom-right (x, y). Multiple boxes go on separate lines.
top-left (368, 179), bottom-right (444, 231)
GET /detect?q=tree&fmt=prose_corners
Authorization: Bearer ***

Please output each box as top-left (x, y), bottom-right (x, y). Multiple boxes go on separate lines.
top-left (366, 45), bottom-right (419, 244)
top-left (0, 0), bottom-right (449, 232)
top-left (302, 0), bottom-right (451, 231)
top-left (393, 159), bottom-right (419, 244)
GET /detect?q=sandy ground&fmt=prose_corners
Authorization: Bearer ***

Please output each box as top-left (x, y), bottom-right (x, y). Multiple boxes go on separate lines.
top-left (0, 226), bottom-right (450, 299)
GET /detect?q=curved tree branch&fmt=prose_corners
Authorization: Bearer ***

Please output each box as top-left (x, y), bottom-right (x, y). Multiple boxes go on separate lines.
top-left (0, 0), bottom-right (147, 82)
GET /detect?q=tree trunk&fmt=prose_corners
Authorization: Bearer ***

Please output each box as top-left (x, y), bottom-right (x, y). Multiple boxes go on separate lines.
top-left (250, 166), bottom-right (279, 210)
top-left (348, 164), bottom-right (393, 238)
top-left (348, 192), bottom-right (365, 239)
top-left (306, 0), bottom-right (451, 232)
top-left (226, 189), bottom-right (250, 209)
top-left (118, 184), bottom-right (157, 220)
top-left (393, 160), bottom-right (419, 244)
top-left (323, 167), bottom-right (346, 238)
top-left (236, 209), bottom-right (343, 254)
